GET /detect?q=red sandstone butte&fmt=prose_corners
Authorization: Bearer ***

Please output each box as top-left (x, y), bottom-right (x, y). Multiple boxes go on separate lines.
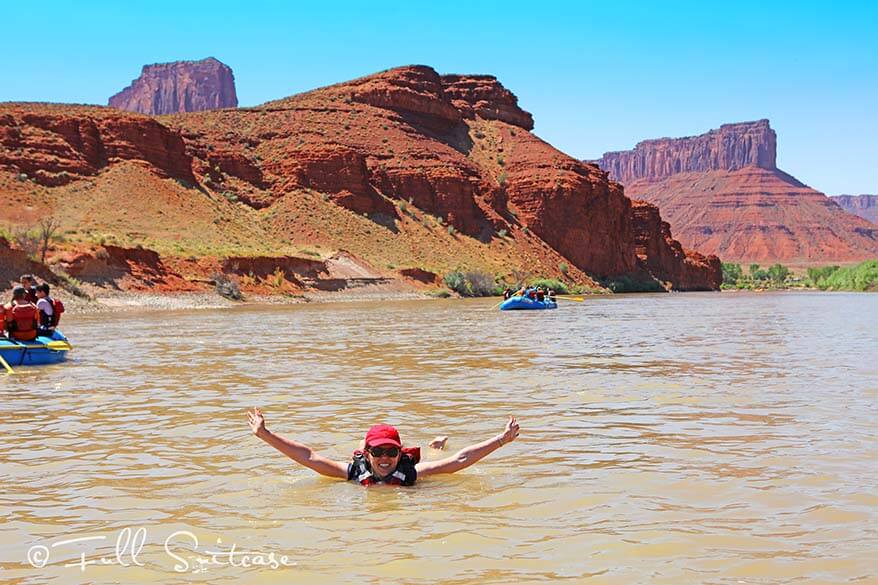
top-left (591, 120), bottom-right (878, 264)
top-left (831, 194), bottom-right (878, 225)
top-left (109, 57), bottom-right (237, 115)
top-left (0, 65), bottom-right (721, 291)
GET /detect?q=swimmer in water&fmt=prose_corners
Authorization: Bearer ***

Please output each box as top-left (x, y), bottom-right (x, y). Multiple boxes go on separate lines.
top-left (247, 409), bottom-right (519, 486)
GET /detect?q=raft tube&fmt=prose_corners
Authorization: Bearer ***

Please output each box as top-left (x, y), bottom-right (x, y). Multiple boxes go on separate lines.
top-left (0, 330), bottom-right (72, 367)
top-left (499, 296), bottom-right (558, 311)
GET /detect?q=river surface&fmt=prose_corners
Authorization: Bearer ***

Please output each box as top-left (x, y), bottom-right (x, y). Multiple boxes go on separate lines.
top-left (1, 292), bottom-right (876, 584)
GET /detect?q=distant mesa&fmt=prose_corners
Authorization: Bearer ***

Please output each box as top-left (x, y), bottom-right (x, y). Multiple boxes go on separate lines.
top-left (831, 194), bottom-right (878, 225)
top-left (108, 57), bottom-right (238, 115)
top-left (590, 120), bottom-right (878, 264)
top-left (594, 119), bottom-right (778, 183)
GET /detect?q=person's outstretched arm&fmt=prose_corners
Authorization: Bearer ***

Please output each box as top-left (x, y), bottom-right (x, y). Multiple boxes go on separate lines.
top-left (415, 416), bottom-right (519, 477)
top-left (248, 408), bottom-right (348, 479)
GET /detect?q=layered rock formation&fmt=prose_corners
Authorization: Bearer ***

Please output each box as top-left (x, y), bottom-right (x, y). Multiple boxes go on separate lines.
top-left (593, 121), bottom-right (878, 264)
top-left (0, 105), bottom-right (195, 186)
top-left (0, 65), bottom-right (721, 291)
top-left (594, 119), bottom-right (777, 184)
top-left (108, 57), bottom-right (237, 115)
top-left (831, 194), bottom-right (878, 224)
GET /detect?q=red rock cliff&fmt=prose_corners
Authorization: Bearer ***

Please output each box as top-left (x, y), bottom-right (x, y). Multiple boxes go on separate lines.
top-left (108, 57), bottom-right (238, 115)
top-left (592, 120), bottom-right (878, 264)
top-left (0, 104), bottom-right (195, 186)
top-left (441, 74), bottom-right (534, 130)
top-left (594, 120), bottom-right (777, 184)
top-left (1, 65), bottom-right (722, 291)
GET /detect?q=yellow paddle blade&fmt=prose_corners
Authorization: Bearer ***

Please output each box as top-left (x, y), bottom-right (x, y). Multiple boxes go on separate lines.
top-left (46, 341), bottom-right (72, 351)
top-left (555, 296), bottom-right (584, 302)
top-left (0, 354), bottom-right (13, 374)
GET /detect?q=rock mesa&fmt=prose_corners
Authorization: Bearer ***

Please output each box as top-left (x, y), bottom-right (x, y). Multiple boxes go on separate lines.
top-left (592, 120), bottom-right (878, 264)
top-left (108, 57), bottom-right (237, 115)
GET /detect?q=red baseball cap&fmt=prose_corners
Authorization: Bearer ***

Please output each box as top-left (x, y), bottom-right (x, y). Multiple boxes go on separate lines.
top-left (364, 424), bottom-right (402, 448)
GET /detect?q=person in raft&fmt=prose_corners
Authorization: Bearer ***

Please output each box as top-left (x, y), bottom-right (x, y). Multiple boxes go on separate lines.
top-left (247, 409), bottom-right (520, 486)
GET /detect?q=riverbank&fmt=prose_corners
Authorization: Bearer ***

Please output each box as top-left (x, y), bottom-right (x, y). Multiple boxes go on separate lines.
top-left (0, 285), bottom-right (441, 316)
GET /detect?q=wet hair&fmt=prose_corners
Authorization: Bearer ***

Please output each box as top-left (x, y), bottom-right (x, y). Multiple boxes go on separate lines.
top-left (37, 283), bottom-right (50, 295)
top-left (12, 286), bottom-right (26, 299)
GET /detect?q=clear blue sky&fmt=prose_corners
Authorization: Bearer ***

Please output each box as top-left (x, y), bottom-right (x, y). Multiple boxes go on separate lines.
top-left (2, 1), bottom-right (875, 194)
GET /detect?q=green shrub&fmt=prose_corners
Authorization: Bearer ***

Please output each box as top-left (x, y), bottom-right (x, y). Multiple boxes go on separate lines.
top-left (443, 270), bottom-right (503, 297)
top-left (497, 228), bottom-right (508, 238)
top-left (767, 263), bottom-right (790, 284)
top-left (816, 260), bottom-right (878, 291)
top-left (722, 262), bottom-right (743, 285)
top-left (807, 265), bottom-right (841, 286)
top-left (559, 262), bottom-right (569, 276)
top-left (600, 275), bottom-right (665, 293)
top-left (530, 278), bottom-right (569, 294)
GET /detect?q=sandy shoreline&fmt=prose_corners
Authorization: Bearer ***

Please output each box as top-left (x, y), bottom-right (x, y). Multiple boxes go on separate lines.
top-left (0, 287), bottom-right (442, 316)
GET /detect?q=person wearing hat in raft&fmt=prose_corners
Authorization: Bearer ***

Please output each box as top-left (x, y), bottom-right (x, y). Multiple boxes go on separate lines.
top-left (247, 409), bottom-right (520, 486)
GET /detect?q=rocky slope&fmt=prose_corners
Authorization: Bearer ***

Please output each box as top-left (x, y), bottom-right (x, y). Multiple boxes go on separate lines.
top-left (0, 65), bottom-right (720, 293)
top-left (831, 194), bottom-right (878, 224)
top-left (592, 121), bottom-right (878, 264)
top-left (108, 57), bottom-right (237, 115)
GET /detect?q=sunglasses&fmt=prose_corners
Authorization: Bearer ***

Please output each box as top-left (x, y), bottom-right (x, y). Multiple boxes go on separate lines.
top-left (367, 446), bottom-right (400, 458)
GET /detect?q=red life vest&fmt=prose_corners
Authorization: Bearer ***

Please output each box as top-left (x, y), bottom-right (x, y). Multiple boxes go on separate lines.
top-left (50, 297), bottom-right (64, 327)
top-left (348, 447), bottom-right (420, 486)
top-left (9, 302), bottom-right (38, 341)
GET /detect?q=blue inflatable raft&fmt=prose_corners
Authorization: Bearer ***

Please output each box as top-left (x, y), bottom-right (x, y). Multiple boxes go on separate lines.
top-left (0, 330), bottom-right (72, 368)
top-left (499, 296), bottom-right (558, 311)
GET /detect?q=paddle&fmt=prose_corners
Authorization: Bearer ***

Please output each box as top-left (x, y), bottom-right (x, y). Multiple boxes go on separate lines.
top-left (0, 339), bottom-right (72, 351)
top-left (0, 354), bottom-right (13, 374)
top-left (554, 295), bottom-right (585, 302)
top-left (46, 340), bottom-right (72, 351)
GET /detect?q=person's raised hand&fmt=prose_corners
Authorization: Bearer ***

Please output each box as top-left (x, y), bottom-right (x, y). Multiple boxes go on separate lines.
top-left (500, 416), bottom-right (520, 445)
top-left (428, 435), bottom-right (448, 450)
top-left (248, 408), bottom-right (267, 437)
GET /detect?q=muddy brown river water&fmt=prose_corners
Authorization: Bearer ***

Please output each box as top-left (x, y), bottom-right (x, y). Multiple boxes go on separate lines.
top-left (1, 292), bottom-right (876, 584)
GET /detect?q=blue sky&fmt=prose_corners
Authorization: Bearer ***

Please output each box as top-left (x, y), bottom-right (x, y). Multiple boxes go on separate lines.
top-left (2, 1), bottom-right (875, 194)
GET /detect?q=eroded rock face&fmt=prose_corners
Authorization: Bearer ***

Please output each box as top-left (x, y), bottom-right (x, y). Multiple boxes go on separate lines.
top-left (832, 194), bottom-right (878, 224)
top-left (594, 120), bottom-right (777, 184)
top-left (1, 65), bottom-right (722, 290)
top-left (441, 74), bottom-right (534, 130)
top-left (59, 245), bottom-right (198, 291)
top-left (593, 120), bottom-right (878, 263)
top-left (630, 201), bottom-right (722, 291)
top-left (348, 65), bottom-right (462, 123)
top-left (0, 237), bottom-right (57, 286)
top-left (109, 57), bottom-right (238, 115)
top-left (0, 105), bottom-right (195, 186)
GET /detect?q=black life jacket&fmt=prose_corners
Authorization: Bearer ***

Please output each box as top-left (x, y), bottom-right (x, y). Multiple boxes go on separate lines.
top-left (39, 297), bottom-right (54, 329)
top-left (347, 448), bottom-right (420, 486)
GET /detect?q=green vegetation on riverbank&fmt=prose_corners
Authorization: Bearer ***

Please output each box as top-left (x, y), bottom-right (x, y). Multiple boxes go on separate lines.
top-left (811, 260), bottom-right (878, 291)
top-left (722, 260), bottom-right (878, 291)
top-left (441, 271), bottom-right (602, 297)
